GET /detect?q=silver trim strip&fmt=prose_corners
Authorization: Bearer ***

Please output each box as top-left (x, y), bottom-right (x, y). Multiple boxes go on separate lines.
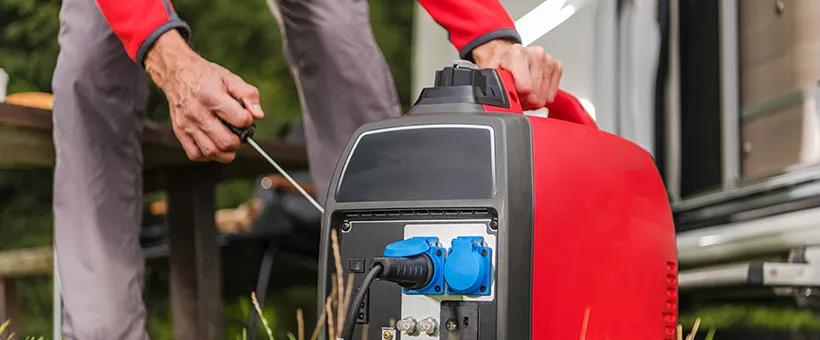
top-left (677, 206), bottom-right (820, 265)
top-left (719, 0), bottom-right (740, 190)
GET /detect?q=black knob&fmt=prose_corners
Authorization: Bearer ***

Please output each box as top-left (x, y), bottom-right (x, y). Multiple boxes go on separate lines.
top-left (412, 62), bottom-right (508, 109)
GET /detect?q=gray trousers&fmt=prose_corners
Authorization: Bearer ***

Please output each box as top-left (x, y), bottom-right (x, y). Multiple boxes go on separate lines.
top-left (51, 0), bottom-right (400, 338)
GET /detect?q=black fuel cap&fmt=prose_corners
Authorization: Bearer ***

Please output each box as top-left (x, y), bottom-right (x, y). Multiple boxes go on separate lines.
top-left (413, 61), bottom-right (509, 108)
top-left (434, 61), bottom-right (483, 87)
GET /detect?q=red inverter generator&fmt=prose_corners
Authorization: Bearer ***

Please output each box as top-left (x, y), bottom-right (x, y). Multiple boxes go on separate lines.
top-left (318, 62), bottom-right (678, 340)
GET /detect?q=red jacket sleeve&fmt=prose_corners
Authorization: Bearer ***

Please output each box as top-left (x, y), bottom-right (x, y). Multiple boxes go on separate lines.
top-left (94, 0), bottom-right (190, 65)
top-left (417, 0), bottom-right (521, 59)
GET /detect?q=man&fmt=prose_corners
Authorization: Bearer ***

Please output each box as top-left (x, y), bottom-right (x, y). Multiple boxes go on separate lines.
top-left (52, 0), bottom-right (563, 338)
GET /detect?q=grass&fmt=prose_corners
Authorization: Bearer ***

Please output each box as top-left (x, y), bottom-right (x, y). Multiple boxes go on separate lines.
top-left (251, 292), bottom-right (275, 340)
top-left (676, 318), bottom-right (718, 340)
top-left (245, 229), bottom-right (352, 340)
top-left (1, 319), bottom-right (46, 340)
top-left (0, 319), bottom-right (12, 340)
top-left (680, 304), bottom-right (820, 333)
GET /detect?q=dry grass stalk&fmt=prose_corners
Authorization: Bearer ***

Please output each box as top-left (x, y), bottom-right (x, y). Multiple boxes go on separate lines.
top-left (0, 319), bottom-right (15, 340)
top-left (251, 292), bottom-right (276, 340)
top-left (325, 298), bottom-right (336, 340)
top-left (338, 272), bottom-right (355, 334)
top-left (296, 309), bottom-right (305, 340)
top-left (329, 276), bottom-right (339, 337)
top-left (309, 296), bottom-right (329, 340)
top-left (0, 320), bottom-right (9, 336)
top-left (300, 229), bottom-right (353, 340)
top-left (683, 318), bottom-right (701, 340)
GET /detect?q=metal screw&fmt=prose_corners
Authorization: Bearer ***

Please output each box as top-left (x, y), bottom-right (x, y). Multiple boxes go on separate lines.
top-left (382, 330), bottom-right (393, 340)
top-left (804, 287), bottom-right (815, 297)
top-left (481, 249), bottom-right (488, 256)
top-left (445, 318), bottom-right (459, 332)
top-left (436, 249), bottom-right (443, 257)
top-left (480, 285), bottom-right (487, 293)
top-left (396, 317), bottom-right (418, 335)
top-left (742, 142), bottom-right (752, 154)
top-left (418, 317), bottom-right (439, 336)
top-left (341, 222), bottom-right (351, 232)
top-left (490, 220), bottom-right (498, 229)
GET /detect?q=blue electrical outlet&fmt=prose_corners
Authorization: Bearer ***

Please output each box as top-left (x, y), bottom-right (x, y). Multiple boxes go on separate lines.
top-left (443, 236), bottom-right (492, 295)
top-left (383, 236), bottom-right (446, 295)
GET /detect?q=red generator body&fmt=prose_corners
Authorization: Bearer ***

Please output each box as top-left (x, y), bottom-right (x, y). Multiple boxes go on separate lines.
top-left (318, 62), bottom-right (678, 340)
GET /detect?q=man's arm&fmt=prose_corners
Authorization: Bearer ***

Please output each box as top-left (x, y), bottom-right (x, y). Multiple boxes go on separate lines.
top-left (416, 0), bottom-right (519, 59)
top-left (95, 0), bottom-right (190, 65)
top-left (418, 0), bottom-right (564, 109)
top-left (94, 0), bottom-right (263, 163)
top-left (145, 30), bottom-right (264, 163)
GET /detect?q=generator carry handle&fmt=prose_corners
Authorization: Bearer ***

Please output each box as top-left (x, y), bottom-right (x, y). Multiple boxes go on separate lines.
top-left (494, 68), bottom-right (598, 129)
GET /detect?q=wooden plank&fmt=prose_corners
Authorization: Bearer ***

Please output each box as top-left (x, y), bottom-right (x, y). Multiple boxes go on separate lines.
top-left (0, 103), bottom-right (52, 130)
top-left (0, 126), bottom-right (55, 168)
top-left (0, 247), bottom-right (52, 277)
top-left (142, 140), bottom-right (308, 191)
top-left (0, 103), bottom-right (309, 181)
top-left (166, 165), bottom-right (224, 340)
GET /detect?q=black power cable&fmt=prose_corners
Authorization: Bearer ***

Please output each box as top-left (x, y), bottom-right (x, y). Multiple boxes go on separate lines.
top-left (341, 255), bottom-right (435, 339)
top-left (342, 263), bottom-right (383, 340)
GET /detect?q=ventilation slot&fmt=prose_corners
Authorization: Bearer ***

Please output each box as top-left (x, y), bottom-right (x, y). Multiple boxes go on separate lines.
top-left (664, 261), bottom-right (679, 339)
top-left (343, 208), bottom-right (493, 220)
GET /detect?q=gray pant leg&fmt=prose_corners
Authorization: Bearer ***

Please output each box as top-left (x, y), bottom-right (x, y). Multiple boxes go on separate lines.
top-left (52, 0), bottom-right (149, 338)
top-left (267, 0), bottom-right (402, 203)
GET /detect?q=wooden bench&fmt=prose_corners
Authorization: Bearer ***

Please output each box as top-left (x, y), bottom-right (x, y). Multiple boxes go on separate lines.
top-left (0, 102), bottom-right (308, 339)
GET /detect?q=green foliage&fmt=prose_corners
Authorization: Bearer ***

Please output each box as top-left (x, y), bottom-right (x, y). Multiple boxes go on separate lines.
top-left (0, 0), bottom-right (60, 93)
top-left (14, 277), bottom-right (53, 337)
top-left (704, 327), bottom-right (717, 340)
top-left (0, 0), bottom-right (414, 119)
top-left (681, 304), bottom-right (820, 332)
top-left (0, 169), bottom-right (53, 250)
top-left (216, 179), bottom-right (255, 210)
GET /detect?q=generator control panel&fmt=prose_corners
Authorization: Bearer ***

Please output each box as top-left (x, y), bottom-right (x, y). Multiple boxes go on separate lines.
top-left (338, 211), bottom-right (499, 340)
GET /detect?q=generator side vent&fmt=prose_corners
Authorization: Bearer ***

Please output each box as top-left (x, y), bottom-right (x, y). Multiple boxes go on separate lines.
top-left (664, 261), bottom-right (679, 339)
top-left (342, 208), bottom-right (494, 220)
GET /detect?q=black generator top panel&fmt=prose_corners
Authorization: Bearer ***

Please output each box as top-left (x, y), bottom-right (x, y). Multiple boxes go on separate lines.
top-left (336, 125), bottom-right (495, 202)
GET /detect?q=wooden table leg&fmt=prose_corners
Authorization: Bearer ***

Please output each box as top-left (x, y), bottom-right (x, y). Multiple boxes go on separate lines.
top-left (0, 277), bottom-right (18, 335)
top-left (166, 165), bottom-right (224, 340)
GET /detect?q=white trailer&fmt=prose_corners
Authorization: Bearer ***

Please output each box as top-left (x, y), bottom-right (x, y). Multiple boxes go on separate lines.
top-left (413, 0), bottom-right (820, 304)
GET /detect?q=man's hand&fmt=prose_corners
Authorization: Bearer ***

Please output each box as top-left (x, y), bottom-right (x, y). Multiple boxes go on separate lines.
top-left (145, 30), bottom-right (264, 163)
top-left (472, 39), bottom-right (563, 110)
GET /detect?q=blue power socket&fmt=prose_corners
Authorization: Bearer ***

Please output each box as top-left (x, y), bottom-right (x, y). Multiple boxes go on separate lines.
top-left (443, 236), bottom-right (492, 295)
top-left (383, 237), bottom-right (446, 295)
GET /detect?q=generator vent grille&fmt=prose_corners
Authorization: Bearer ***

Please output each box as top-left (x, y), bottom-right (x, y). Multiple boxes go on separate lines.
top-left (342, 208), bottom-right (494, 220)
top-left (664, 260), bottom-right (679, 339)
